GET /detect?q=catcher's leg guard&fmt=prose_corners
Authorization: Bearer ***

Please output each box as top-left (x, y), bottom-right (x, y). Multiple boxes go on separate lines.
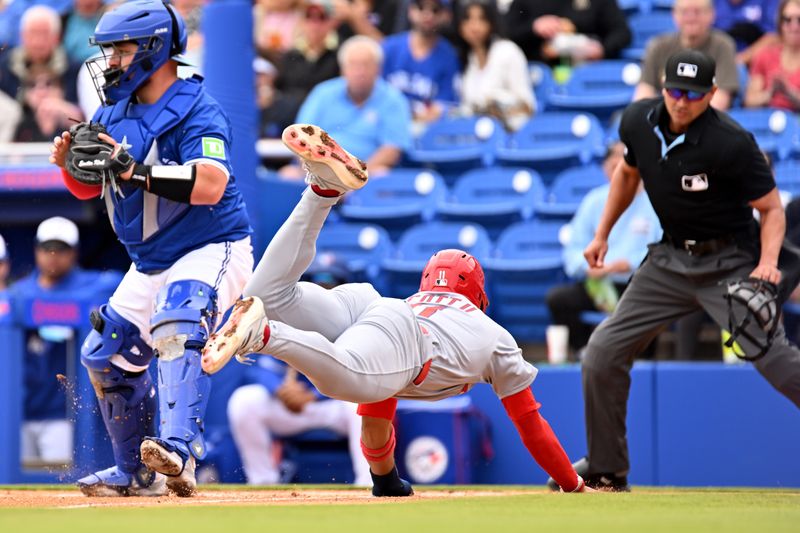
top-left (148, 280), bottom-right (217, 461)
top-left (79, 304), bottom-right (162, 495)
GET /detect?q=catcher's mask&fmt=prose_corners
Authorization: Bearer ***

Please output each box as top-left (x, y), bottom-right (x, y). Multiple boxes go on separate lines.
top-left (419, 249), bottom-right (489, 312)
top-left (723, 277), bottom-right (780, 361)
top-left (86, 0), bottom-right (189, 105)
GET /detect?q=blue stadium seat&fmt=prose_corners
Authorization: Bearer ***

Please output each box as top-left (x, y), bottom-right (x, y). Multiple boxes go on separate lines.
top-left (529, 61), bottom-right (555, 112)
top-left (381, 222), bottom-right (492, 299)
top-left (494, 112), bottom-right (606, 184)
top-left (774, 160), bottom-right (800, 197)
top-left (483, 220), bottom-right (569, 341)
top-left (618, 0), bottom-right (646, 13)
top-left (436, 167), bottom-right (546, 239)
top-left (339, 169), bottom-right (447, 240)
top-left (622, 11), bottom-right (675, 60)
top-left (405, 115), bottom-right (501, 183)
top-left (316, 222), bottom-right (393, 291)
top-left (732, 62), bottom-right (749, 108)
top-left (546, 61), bottom-right (642, 124)
top-left (650, 0), bottom-right (674, 11)
top-left (536, 164), bottom-right (607, 219)
top-left (728, 108), bottom-right (800, 161)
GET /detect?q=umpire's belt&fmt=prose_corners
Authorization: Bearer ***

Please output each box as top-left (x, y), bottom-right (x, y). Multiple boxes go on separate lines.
top-left (664, 233), bottom-right (736, 256)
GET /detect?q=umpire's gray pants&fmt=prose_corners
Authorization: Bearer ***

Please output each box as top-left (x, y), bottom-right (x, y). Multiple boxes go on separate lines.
top-left (583, 242), bottom-right (800, 476)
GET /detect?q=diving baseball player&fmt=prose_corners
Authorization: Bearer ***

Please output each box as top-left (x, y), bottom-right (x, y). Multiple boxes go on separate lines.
top-left (48, 0), bottom-right (252, 497)
top-left (202, 124), bottom-right (591, 496)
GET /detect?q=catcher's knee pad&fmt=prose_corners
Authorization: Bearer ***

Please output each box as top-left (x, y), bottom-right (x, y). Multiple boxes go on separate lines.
top-left (81, 304), bottom-right (154, 371)
top-left (151, 280), bottom-right (218, 460)
top-left (361, 425), bottom-right (396, 463)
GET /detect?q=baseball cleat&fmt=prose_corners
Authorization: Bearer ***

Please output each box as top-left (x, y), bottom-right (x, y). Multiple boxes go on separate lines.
top-left (202, 296), bottom-right (270, 375)
top-left (140, 439), bottom-right (197, 497)
top-left (77, 465), bottom-right (167, 497)
top-left (547, 457), bottom-right (630, 492)
top-left (282, 123), bottom-right (368, 195)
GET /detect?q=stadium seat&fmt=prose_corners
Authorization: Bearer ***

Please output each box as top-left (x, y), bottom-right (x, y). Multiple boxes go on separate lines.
top-left (405, 115), bottom-right (501, 184)
top-left (339, 169), bottom-right (447, 240)
top-left (622, 11), bottom-right (676, 60)
top-left (529, 61), bottom-right (555, 112)
top-left (316, 222), bottom-right (393, 291)
top-left (536, 164), bottom-right (607, 219)
top-left (494, 112), bottom-right (606, 185)
top-left (546, 61), bottom-right (642, 124)
top-left (381, 222), bottom-right (492, 299)
top-left (483, 220), bottom-right (569, 341)
top-left (728, 108), bottom-right (800, 161)
top-left (436, 167), bottom-right (546, 239)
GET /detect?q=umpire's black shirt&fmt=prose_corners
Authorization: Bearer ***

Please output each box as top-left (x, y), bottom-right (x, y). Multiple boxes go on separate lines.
top-left (619, 97), bottom-right (775, 242)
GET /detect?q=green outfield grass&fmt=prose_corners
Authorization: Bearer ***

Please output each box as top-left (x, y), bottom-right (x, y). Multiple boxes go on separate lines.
top-left (1, 486), bottom-right (798, 533)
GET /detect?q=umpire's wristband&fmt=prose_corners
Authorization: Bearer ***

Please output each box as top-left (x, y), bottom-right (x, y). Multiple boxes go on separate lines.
top-left (129, 164), bottom-right (196, 203)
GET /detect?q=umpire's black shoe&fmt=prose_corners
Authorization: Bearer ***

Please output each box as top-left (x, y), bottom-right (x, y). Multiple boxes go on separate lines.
top-left (546, 457), bottom-right (631, 492)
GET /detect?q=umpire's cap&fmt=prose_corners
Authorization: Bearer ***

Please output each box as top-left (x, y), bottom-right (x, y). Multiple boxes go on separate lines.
top-left (664, 49), bottom-right (716, 93)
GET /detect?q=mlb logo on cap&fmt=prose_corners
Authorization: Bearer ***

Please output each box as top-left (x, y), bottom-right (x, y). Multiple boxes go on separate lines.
top-left (677, 63), bottom-right (698, 79)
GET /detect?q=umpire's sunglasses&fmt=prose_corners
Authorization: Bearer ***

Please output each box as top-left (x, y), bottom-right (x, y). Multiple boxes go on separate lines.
top-left (665, 88), bottom-right (707, 101)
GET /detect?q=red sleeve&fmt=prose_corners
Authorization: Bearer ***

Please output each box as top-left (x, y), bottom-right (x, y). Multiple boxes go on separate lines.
top-left (61, 168), bottom-right (102, 200)
top-left (502, 388), bottom-right (581, 491)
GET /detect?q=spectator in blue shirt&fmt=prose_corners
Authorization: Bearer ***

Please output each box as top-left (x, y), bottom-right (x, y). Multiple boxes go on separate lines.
top-left (280, 34), bottom-right (412, 178)
top-left (381, 0), bottom-right (459, 125)
top-left (714, 0), bottom-right (780, 62)
top-left (546, 143), bottom-right (662, 355)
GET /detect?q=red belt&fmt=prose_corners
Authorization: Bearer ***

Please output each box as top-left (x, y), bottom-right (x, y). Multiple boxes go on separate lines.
top-left (413, 359), bottom-right (432, 385)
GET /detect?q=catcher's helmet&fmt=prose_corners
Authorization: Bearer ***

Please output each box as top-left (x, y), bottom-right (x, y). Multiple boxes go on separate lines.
top-left (724, 277), bottom-right (780, 361)
top-left (419, 249), bottom-right (489, 311)
top-left (87, 0), bottom-right (189, 104)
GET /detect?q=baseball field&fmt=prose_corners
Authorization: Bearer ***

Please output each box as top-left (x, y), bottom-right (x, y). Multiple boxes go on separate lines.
top-left (1, 485), bottom-right (798, 533)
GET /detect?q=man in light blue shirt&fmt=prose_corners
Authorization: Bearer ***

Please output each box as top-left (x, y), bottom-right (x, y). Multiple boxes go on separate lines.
top-left (546, 142), bottom-right (662, 354)
top-left (282, 35), bottom-right (412, 178)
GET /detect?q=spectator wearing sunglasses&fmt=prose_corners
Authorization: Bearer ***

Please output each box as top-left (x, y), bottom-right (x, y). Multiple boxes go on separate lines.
top-left (633, 0), bottom-right (739, 111)
top-left (745, 0), bottom-right (800, 111)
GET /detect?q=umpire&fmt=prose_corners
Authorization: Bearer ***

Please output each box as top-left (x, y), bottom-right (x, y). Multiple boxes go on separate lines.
top-left (576, 49), bottom-right (800, 490)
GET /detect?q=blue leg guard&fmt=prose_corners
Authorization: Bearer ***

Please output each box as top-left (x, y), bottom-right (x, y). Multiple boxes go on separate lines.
top-left (80, 304), bottom-right (156, 474)
top-left (150, 280), bottom-right (218, 461)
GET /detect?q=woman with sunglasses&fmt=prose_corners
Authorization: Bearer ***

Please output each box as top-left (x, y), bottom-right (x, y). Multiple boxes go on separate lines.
top-left (745, 0), bottom-right (800, 111)
top-left (454, 0), bottom-right (535, 132)
top-left (566, 49), bottom-right (800, 491)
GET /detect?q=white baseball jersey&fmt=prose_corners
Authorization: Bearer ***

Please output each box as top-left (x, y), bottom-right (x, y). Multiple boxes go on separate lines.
top-left (244, 189), bottom-right (536, 405)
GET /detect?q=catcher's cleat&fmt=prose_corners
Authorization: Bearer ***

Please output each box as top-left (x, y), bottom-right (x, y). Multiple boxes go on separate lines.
top-left (140, 438), bottom-right (197, 497)
top-left (202, 296), bottom-right (270, 375)
top-left (281, 123), bottom-right (368, 196)
top-left (77, 465), bottom-right (167, 497)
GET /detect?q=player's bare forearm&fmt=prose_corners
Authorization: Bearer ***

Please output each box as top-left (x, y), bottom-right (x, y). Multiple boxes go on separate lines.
top-left (190, 163), bottom-right (228, 204)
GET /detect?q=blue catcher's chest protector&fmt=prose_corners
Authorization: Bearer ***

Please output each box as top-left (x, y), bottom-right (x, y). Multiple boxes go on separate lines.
top-left (150, 279), bottom-right (218, 460)
top-left (94, 76), bottom-right (251, 273)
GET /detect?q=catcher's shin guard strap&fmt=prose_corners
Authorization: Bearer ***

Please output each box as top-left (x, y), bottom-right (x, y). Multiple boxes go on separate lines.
top-left (130, 164), bottom-right (196, 203)
top-left (361, 425), bottom-right (396, 463)
top-left (502, 389), bottom-right (579, 492)
top-left (357, 398), bottom-right (398, 420)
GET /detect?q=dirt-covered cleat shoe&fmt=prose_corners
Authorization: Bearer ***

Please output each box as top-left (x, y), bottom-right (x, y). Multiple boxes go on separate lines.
top-left (281, 123), bottom-right (368, 195)
top-left (77, 465), bottom-right (166, 497)
top-left (202, 296), bottom-right (270, 375)
top-left (140, 438), bottom-right (197, 497)
top-left (547, 457), bottom-right (630, 492)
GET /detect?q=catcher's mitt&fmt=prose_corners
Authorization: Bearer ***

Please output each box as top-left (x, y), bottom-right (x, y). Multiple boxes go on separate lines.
top-left (65, 122), bottom-right (135, 195)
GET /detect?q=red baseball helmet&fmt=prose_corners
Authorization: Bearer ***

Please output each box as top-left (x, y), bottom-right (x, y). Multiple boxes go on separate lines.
top-left (419, 249), bottom-right (489, 311)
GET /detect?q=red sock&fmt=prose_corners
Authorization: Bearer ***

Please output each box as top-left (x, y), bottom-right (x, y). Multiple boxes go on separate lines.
top-left (502, 388), bottom-right (580, 491)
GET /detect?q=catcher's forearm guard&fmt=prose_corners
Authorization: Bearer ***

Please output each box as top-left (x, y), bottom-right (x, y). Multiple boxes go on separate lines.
top-left (128, 164), bottom-right (197, 203)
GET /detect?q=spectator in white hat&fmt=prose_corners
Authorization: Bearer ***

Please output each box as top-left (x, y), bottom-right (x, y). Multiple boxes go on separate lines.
top-left (34, 216), bottom-right (79, 289)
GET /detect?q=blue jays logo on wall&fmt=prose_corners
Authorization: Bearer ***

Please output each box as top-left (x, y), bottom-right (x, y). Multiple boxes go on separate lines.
top-left (405, 436), bottom-right (449, 483)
